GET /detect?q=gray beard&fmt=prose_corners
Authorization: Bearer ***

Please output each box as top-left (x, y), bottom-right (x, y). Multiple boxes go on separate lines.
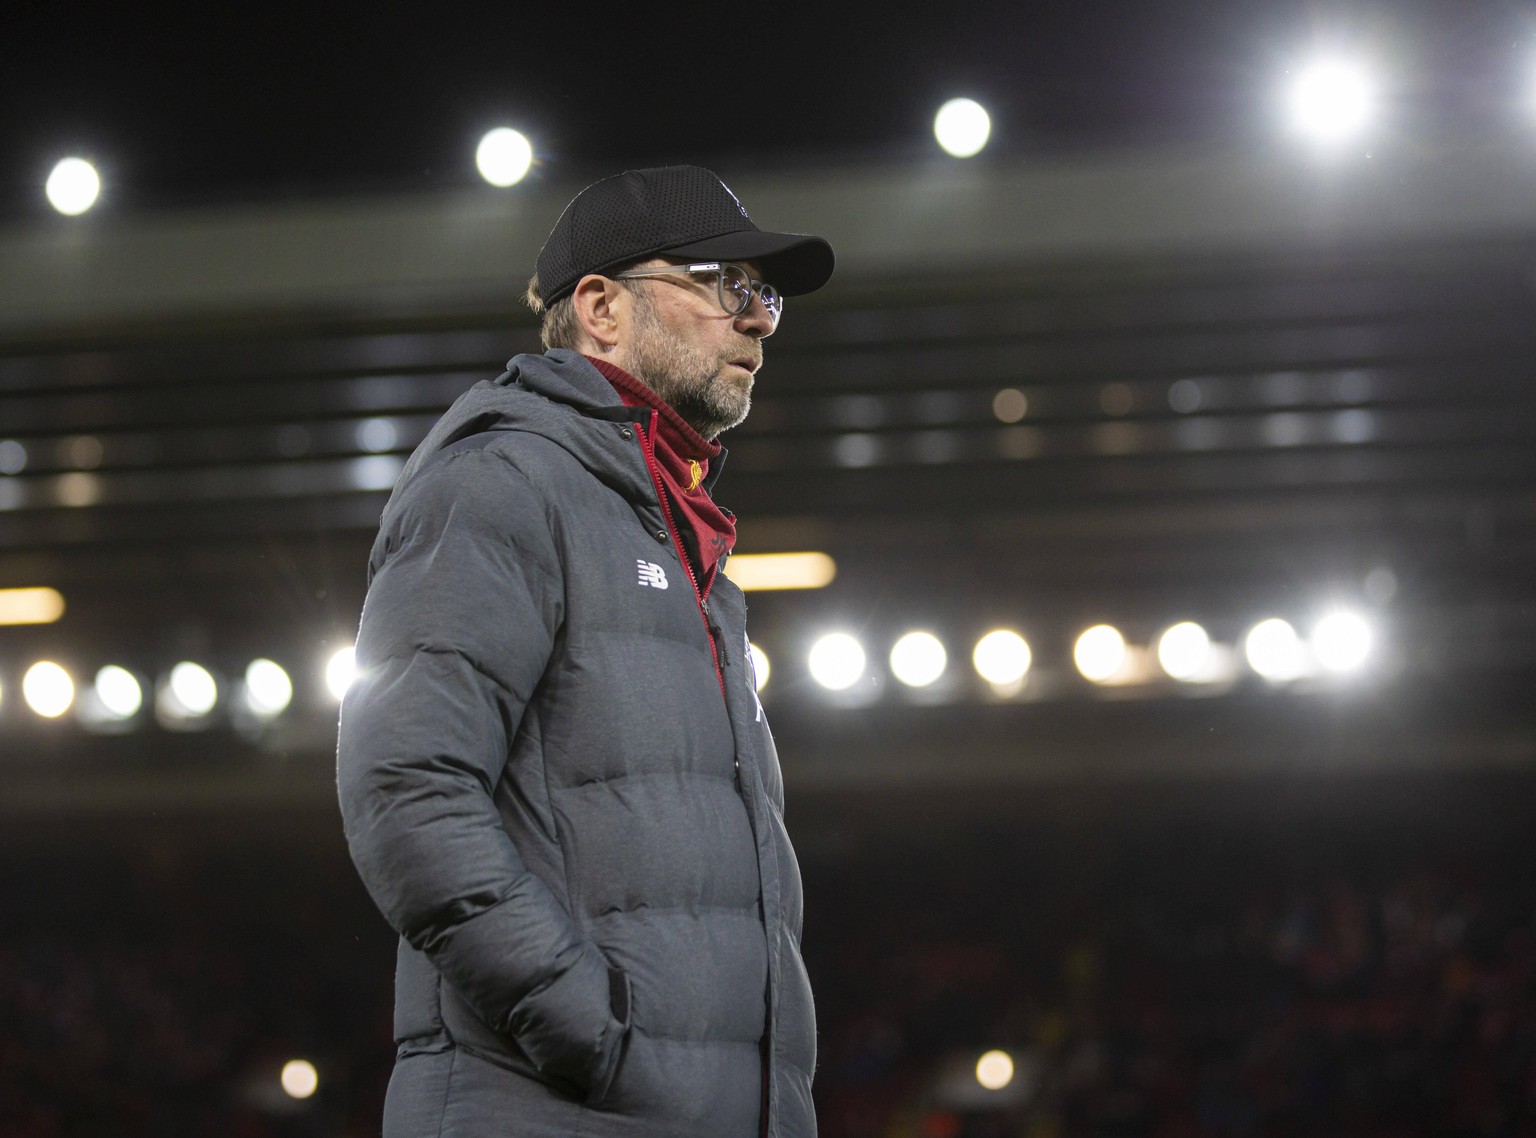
top-left (646, 370), bottom-right (751, 441)
top-left (624, 289), bottom-right (754, 440)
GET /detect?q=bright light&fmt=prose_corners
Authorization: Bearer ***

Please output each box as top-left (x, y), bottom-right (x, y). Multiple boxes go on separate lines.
top-left (1074, 624), bottom-right (1127, 683)
top-left (167, 662), bottom-right (218, 717)
top-left (1245, 618), bottom-right (1307, 681)
top-left (748, 642), bottom-right (770, 693)
top-left (1157, 622), bottom-right (1212, 681)
top-left (934, 98), bottom-right (991, 158)
top-left (972, 630), bottom-right (1031, 686)
top-left (326, 646), bottom-right (358, 701)
top-left (245, 659), bottom-right (293, 716)
top-left (94, 666), bottom-right (143, 719)
top-left (724, 552), bottom-right (837, 591)
top-left (1285, 58), bottom-right (1375, 144)
top-left (0, 587), bottom-right (65, 626)
top-left (889, 631), bottom-right (947, 688)
top-left (476, 128), bottom-right (533, 187)
top-left (808, 633), bottom-right (866, 691)
top-left (23, 661), bottom-right (75, 718)
top-left (280, 1058), bottom-right (318, 1100)
top-left (46, 158), bottom-right (101, 216)
top-left (975, 1050), bottom-right (1015, 1091)
top-left (1312, 610), bottom-right (1373, 672)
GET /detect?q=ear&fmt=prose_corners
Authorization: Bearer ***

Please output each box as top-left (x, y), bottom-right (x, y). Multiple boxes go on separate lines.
top-left (570, 274), bottom-right (627, 353)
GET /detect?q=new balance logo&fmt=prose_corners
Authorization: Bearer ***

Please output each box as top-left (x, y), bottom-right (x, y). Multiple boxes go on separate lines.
top-left (637, 560), bottom-right (669, 589)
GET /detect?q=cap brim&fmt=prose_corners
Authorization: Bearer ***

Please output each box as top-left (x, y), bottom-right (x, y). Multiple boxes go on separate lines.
top-left (660, 230), bottom-right (835, 297)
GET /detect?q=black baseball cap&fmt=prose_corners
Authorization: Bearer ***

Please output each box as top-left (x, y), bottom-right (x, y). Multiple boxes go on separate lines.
top-left (535, 165), bottom-right (835, 305)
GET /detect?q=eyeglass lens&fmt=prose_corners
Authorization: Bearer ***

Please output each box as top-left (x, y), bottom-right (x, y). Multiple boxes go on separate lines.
top-left (719, 264), bottom-right (781, 325)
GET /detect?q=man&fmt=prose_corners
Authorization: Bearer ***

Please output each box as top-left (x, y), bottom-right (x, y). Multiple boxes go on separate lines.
top-left (336, 165), bottom-right (834, 1138)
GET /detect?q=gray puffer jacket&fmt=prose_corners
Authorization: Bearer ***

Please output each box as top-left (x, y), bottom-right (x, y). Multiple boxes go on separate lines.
top-left (336, 349), bottom-right (815, 1137)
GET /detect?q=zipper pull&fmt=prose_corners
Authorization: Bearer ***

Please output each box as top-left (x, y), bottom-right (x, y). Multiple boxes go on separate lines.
top-left (704, 602), bottom-right (728, 665)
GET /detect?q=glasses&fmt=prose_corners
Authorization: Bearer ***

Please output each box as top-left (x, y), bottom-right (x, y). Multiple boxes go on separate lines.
top-left (610, 262), bottom-right (782, 331)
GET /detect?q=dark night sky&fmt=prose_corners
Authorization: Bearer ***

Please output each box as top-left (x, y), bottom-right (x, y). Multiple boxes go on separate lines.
top-left (3, 1), bottom-right (1533, 219)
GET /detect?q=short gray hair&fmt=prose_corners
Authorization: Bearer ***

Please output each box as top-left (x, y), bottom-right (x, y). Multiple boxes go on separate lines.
top-left (523, 274), bottom-right (585, 351)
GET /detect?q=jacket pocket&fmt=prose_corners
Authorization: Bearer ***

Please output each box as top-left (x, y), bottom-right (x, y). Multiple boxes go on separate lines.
top-left (438, 955), bottom-right (633, 1100)
top-left (584, 967), bottom-right (632, 1106)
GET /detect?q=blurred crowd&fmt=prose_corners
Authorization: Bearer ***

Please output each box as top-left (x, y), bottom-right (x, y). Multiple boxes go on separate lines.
top-left (810, 816), bottom-right (1536, 1138)
top-left (3, 788), bottom-right (1535, 1137)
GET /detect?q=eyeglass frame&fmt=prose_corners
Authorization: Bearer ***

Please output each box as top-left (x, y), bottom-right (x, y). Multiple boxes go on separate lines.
top-left (609, 261), bottom-right (782, 331)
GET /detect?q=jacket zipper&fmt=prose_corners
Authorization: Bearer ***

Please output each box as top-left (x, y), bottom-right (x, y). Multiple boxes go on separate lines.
top-left (636, 414), bottom-right (759, 1128)
top-left (634, 411), bottom-right (728, 700)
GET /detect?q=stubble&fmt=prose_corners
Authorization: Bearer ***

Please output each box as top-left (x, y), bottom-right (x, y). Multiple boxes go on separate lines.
top-left (624, 284), bottom-right (760, 440)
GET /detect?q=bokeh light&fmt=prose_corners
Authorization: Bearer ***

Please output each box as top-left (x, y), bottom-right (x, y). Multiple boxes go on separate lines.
top-left (934, 98), bottom-right (991, 157)
top-left (889, 631), bottom-right (947, 688)
top-left (1245, 618), bottom-right (1307, 681)
top-left (94, 666), bottom-right (143, 720)
top-left (325, 647), bottom-right (358, 701)
top-left (1157, 621), bottom-right (1212, 681)
top-left (169, 662), bottom-right (218, 717)
top-left (1286, 58), bottom-right (1376, 144)
top-left (45, 157), bottom-right (101, 216)
top-left (280, 1058), bottom-right (318, 1100)
top-left (244, 659), bottom-right (294, 716)
top-left (972, 629), bottom-right (1032, 687)
top-left (1312, 610), bottom-right (1373, 672)
top-left (976, 1049), bottom-right (1015, 1090)
top-left (23, 661), bottom-right (75, 718)
top-left (992, 388), bottom-right (1028, 423)
top-left (476, 128), bottom-right (533, 187)
top-left (1074, 624), bottom-right (1127, 683)
top-left (808, 633), bottom-right (866, 691)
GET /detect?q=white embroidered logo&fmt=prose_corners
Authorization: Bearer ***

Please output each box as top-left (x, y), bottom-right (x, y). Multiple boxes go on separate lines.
top-left (636, 560), bottom-right (669, 589)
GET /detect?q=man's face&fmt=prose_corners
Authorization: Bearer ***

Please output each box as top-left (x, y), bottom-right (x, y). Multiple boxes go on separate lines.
top-left (615, 258), bottom-right (773, 440)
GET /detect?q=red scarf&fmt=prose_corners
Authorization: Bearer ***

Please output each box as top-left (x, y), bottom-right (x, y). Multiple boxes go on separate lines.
top-left (586, 357), bottom-right (737, 594)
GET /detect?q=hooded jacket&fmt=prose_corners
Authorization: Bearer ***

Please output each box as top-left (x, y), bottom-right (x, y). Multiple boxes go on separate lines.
top-left (336, 349), bottom-right (815, 1137)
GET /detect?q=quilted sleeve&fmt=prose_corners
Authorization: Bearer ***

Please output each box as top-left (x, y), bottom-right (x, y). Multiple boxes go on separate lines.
top-left (336, 446), bottom-right (628, 1096)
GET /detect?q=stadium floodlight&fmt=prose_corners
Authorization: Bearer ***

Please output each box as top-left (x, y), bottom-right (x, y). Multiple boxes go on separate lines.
top-left (1244, 617), bottom-right (1307, 681)
top-left (244, 658), bottom-right (294, 717)
top-left (748, 642), bottom-right (770, 693)
top-left (325, 646), bottom-right (358, 701)
top-left (1074, 624), bottom-right (1127, 683)
top-left (476, 128), bottom-right (534, 187)
top-left (157, 661), bottom-right (219, 724)
top-left (934, 98), bottom-right (991, 158)
top-left (45, 157), bottom-right (101, 216)
top-left (889, 631), bottom-right (948, 688)
top-left (972, 629), bottom-right (1031, 687)
top-left (94, 666), bottom-right (143, 720)
top-left (1156, 621), bottom-right (1213, 681)
top-left (1311, 610), bottom-right (1373, 672)
top-left (1285, 57), bottom-right (1376, 145)
top-left (975, 1050), bottom-right (1015, 1091)
top-left (23, 661), bottom-right (75, 718)
top-left (280, 1059), bottom-right (318, 1100)
top-left (808, 633), bottom-right (866, 691)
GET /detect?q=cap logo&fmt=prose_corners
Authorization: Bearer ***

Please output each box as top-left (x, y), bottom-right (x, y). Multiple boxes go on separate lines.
top-left (723, 185), bottom-right (750, 220)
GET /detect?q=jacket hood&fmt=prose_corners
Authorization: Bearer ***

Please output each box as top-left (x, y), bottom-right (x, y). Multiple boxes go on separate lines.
top-left (393, 349), bottom-right (629, 487)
